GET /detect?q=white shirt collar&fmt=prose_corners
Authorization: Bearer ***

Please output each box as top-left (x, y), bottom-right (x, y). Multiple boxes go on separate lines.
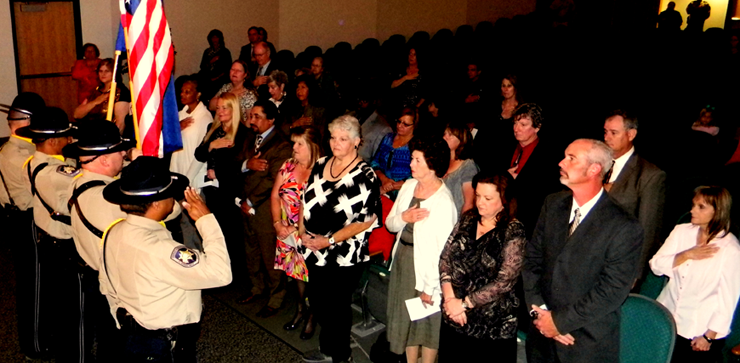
top-left (258, 125), bottom-right (275, 140)
top-left (570, 188), bottom-right (604, 223)
top-left (608, 146), bottom-right (635, 183)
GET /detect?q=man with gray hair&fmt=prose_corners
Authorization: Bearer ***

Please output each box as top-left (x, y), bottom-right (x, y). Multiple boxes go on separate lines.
top-left (603, 110), bottom-right (666, 281)
top-left (523, 138), bottom-right (643, 363)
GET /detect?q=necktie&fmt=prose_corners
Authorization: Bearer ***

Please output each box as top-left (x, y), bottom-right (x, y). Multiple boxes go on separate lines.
top-left (603, 160), bottom-right (616, 185)
top-left (255, 135), bottom-right (263, 152)
top-left (569, 208), bottom-right (580, 236)
top-left (257, 66), bottom-right (263, 77)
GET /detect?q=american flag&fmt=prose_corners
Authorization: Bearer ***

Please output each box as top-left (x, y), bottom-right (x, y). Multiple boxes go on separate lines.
top-left (117, 0), bottom-right (182, 156)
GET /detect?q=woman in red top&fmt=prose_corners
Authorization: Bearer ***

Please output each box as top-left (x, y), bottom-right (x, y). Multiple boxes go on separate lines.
top-left (71, 43), bottom-right (101, 105)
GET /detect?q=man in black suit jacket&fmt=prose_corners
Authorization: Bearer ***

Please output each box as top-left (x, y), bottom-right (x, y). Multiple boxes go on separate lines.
top-left (238, 26), bottom-right (262, 65)
top-left (523, 139), bottom-right (643, 363)
top-left (603, 110), bottom-right (666, 278)
top-left (234, 100), bottom-right (292, 317)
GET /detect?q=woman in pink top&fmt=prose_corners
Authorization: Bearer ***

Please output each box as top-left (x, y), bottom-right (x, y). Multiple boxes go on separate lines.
top-left (71, 43), bottom-right (101, 105)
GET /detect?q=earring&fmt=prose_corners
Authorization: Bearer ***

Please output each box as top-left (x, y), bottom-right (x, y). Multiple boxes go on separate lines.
top-left (354, 145), bottom-right (358, 149)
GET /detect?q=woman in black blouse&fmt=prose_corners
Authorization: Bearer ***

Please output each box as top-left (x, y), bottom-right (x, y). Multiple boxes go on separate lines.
top-left (438, 171), bottom-right (526, 362)
top-left (298, 115), bottom-right (382, 363)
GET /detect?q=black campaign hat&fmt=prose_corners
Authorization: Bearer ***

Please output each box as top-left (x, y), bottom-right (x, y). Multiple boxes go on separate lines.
top-left (63, 121), bottom-right (135, 158)
top-left (103, 156), bottom-right (189, 205)
top-left (7, 92), bottom-right (46, 121)
top-left (15, 107), bottom-right (74, 139)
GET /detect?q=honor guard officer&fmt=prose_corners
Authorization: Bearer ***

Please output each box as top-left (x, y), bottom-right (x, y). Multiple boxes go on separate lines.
top-left (16, 106), bottom-right (84, 362)
top-left (0, 92), bottom-right (49, 359)
top-left (64, 120), bottom-right (137, 362)
top-left (100, 157), bottom-right (232, 362)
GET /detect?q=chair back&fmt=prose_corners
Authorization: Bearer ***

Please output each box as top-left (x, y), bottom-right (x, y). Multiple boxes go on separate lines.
top-left (620, 293), bottom-right (676, 363)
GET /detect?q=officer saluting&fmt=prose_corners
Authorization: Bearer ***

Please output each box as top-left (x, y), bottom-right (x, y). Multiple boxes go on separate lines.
top-left (16, 106), bottom-right (83, 361)
top-left (64, 120), bottom-right (137, 362)
top-left (100, 156), bottom-right (232, 362)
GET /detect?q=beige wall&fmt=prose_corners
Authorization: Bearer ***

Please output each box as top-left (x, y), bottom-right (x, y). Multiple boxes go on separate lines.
top-left (659, 0), bottom-right (728, 30)
top-left (376, 0), bottom-right (467, 41)
top-left (167, 0), bottom-right (279, 77)
top-left (467, 0), bottom-right (537, 27)
top-left (279, 0), bottom-right (377, 53)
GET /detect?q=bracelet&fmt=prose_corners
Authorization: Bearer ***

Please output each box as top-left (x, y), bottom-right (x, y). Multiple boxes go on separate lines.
top-left (273, 220), bottom-right (281, 225)
top-left (703, 334), bottom-right (714, 343)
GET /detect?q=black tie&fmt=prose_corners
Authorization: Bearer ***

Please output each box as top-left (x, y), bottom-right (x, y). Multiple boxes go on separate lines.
top-left (603, 160), bottom-right (615, 185)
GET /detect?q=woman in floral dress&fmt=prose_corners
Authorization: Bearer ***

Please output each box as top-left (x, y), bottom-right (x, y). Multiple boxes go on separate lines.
top-left (270, 126), bottom-right (323, 339)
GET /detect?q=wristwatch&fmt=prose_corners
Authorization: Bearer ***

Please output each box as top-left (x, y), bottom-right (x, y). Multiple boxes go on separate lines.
top-left (461, 299), bottom-right (469, 310)
top-left (328, 236), bottom-right (336, 246)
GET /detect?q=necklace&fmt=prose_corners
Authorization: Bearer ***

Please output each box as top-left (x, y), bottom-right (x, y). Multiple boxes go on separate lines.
top-left (330, 154), bottom-right (358, 179)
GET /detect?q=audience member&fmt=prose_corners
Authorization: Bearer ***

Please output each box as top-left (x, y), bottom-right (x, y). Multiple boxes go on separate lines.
top-left (65, 121), bottom-right (136, 362)
top-left (462, 60), bottom-right (486, 104)
top-left (267, 70), bottom-right (291, 114)
top-left (691, 105), bottom-right (720, 136)
top-left (442, 123), bottom-right (479, 214)
top-left (523, 139), bottom-right (643, 363)
top-left (252, 42), bottom-right (279, 99)
top-left (199, 29), bottom-right (232, 102)
top-left (352, 90), bottom-right (392, 163)
top-left (658, 2), bottom-right (683, 31)
top-left (685, 0), bottom-right (711, 34)
top-left (311, 56), bottom-right (338, 108)
top-left (235, 100), bottom-right (292, 318)
top-left (473, 74), bottom-right (519, 172)
top-left (272, 126), bottom-right (323, 340)
top-left (209, 60), bottom-right (257, 125)
top-left (238, 26), bottom-right (263, 65)
top-left (391, 47), bottom-right (425, 109)
top-left (194, 92), bottom-right (249, 262)
top-left (371, 107), bottom-right (416, 201)
top-left (73, 58), bottom-right (131, 132)
top-left (298, 116), bottom-right (381, 363)
top-left (17, 107), bottom-right (81, 362)
top-left (439, 172), bottom-right (526, 362)
top-left (650, 186), bottom-right (740, 363)
top-left (171, 77), bottom-right (213, 191)
top-left (602, 110), bottom-right (666, 280)
top-left (283, 75), bottom-right (327, 137)
top-left (504, 103), bottom-right (560, 237)
top-left (100, 157), bottom-right (232, 362)
top-left (385, 137), bottom-right (456, 363)
top-left (71, 43), bottom-right (101, 105)
top-left (0, 93), bottom-right (47, 359)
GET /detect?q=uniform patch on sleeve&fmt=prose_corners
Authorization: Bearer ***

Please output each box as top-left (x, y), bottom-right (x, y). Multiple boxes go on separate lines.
top-left (56, 165), bottom-right (81, 177)
top-left (171, 247), bottom-right (199, 267)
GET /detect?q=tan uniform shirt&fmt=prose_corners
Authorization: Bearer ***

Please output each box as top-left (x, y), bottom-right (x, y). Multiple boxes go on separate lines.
top-left (24, 151), bottom-right (77, 239)
top-left (69, 171), bottom-right (183, 271)
top-left (0, 135), bottom-right (35, 210)
top-left (100, 213), bottom-right (231, 330)
top-left (69, 171), bottom-right (121, 271)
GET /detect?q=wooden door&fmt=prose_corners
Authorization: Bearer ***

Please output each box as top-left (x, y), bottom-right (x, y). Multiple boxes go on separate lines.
top-left (13, 1), bottom-right (80, 121)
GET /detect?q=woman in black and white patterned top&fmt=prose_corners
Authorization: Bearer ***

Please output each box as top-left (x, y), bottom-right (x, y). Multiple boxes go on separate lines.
top-left (298, 115), bottom-right (382, 363)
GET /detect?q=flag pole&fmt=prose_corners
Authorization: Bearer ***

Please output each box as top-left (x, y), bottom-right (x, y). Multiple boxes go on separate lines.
top-left (105, 50), bottom-right (121, 122)
top-left (123, 27), bottom-right (142, 150)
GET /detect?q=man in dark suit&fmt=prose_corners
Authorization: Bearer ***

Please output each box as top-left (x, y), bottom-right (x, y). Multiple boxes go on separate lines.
top-left (603, 110), bottom-right (666, 279)
top-left (235, 100), bottom-right (292, 317)
top-left (238, 26), bottom-right (262, 65)
top-left (523, 139), bottom-right (643, 363)
top-left (251, 42), bottom-right (279, 100)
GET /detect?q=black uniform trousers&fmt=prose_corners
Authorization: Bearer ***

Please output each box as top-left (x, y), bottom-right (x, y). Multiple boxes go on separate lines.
top-left (117, 308), bottom-right (201, 363)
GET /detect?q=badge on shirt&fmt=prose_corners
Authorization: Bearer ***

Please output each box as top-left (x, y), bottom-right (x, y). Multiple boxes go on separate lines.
top-left (56, 165), bottom-right (81, 177)
top-left (171, 247), bottom-right (199, 267)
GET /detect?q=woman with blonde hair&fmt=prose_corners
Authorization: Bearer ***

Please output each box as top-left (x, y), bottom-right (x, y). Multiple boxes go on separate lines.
top-left (195, 92), bottom-right (249, 253)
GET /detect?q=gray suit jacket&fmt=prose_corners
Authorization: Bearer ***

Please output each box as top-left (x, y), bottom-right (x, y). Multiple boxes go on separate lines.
top-left (607, 152), bottom-right (666, 275)
top-left (523, 191), bottom-right (643, 363)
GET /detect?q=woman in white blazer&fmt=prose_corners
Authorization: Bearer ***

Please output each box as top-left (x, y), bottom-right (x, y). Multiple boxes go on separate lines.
top-left (384, 138), bottom-right (458, 363)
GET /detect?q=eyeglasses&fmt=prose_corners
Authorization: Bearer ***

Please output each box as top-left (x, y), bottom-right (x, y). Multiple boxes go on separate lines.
top-left (396, 120), bottom-right (413, 127)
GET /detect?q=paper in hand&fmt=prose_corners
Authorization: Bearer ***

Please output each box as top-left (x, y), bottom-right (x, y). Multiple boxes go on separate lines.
top-left (405, 294), bottom-right (441, 321)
